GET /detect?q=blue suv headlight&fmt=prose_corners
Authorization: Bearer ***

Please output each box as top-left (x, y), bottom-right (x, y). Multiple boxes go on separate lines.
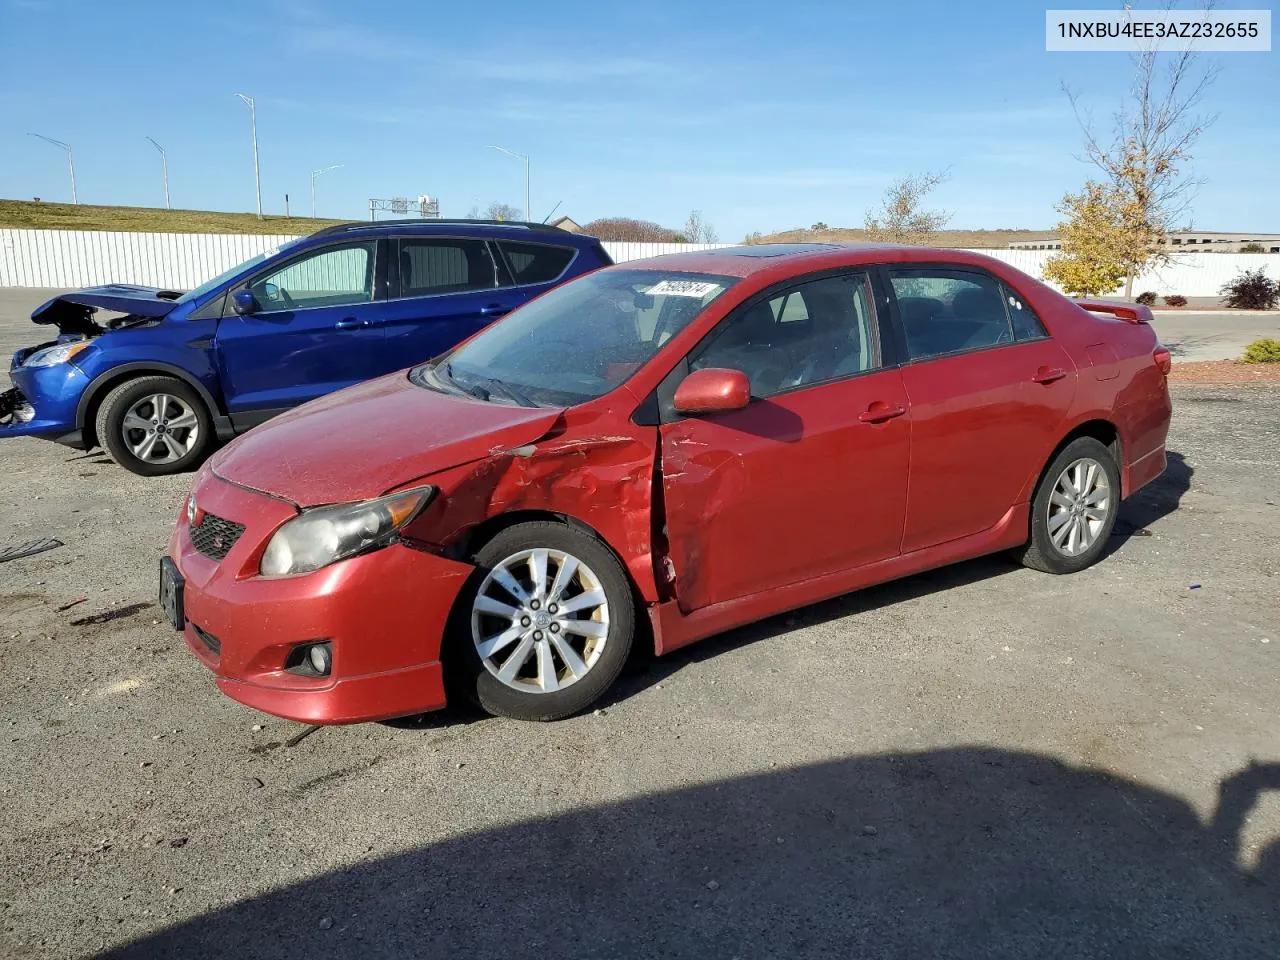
top-left (24, 342), bottom-right (91, 369)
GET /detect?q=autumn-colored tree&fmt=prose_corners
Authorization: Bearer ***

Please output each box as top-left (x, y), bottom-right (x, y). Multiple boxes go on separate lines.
top-left (1063, 2), bottom-right (1218, 295)
top-left (582, 217), bottom-right (684, 242)
top-left (1044, 179), bottom-right (1161, 297)
top-left (864, 171), bottom-right (951, 244)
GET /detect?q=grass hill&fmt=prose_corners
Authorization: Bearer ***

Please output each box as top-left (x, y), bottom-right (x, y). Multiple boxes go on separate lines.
top-left (0, 199), bottom-right (342, 235)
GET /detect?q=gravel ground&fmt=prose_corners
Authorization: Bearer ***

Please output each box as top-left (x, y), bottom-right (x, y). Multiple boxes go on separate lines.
top-left (0, 299), bottom-right (1278, 958)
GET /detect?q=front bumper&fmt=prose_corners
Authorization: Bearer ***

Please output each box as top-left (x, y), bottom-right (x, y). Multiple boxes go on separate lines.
top-left (2, 352), bottom-right (90, 443)
top-left (168, 471), bottom-right (475, 724)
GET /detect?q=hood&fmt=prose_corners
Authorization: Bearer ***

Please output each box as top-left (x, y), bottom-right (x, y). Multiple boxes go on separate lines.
top-left (32, 284), bottom-right (185, 324)
top-left (210, 372), bottom-right (563, 507)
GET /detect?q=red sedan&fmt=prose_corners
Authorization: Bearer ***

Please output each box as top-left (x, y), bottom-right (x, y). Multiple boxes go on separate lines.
top-left (161, 243), bottom-right (1172, 723)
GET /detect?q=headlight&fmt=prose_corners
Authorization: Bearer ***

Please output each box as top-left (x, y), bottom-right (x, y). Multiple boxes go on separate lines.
top-left (186, 493), bottom-right (197, 526)
top-left (24, 341), bottom-right (90, 369)
top-left (259, 486), bottom-right (435, 577)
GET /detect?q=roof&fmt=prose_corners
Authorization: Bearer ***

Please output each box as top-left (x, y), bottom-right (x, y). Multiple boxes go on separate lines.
top-left (614, 242), bottom-right (1017, 279)
top-left (306, 218), bottom-right (596, 244)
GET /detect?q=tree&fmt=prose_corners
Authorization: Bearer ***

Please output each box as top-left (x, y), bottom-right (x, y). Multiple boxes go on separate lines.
top-left (1064, 2), bottom-right (1219, 295)
top-left (484, 202), bottom-right (523, 222)
top-left (1239, 243), bottom-right (1267, 254)
top-left (682, 210), bottom-right (719, 243)
top-left (582, 217), bottom-right (684, 242)
top-left (864, 171), bottom-right (951, 244)
top-left (1044, 181), bottom-right (1157, 297)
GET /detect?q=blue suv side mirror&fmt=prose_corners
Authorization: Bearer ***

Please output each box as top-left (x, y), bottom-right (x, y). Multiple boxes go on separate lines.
top-left (232, 290), bottom-right (258, 316)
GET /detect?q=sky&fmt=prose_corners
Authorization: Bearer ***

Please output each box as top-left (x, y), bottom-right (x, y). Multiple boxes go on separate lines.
top-left (0, 0), bottom-right (1276, 241)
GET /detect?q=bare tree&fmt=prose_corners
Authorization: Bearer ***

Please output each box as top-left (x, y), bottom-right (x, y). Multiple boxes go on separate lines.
top-left (582, 217), bottom-right (684, 242)
top-left (484, 202), bottom-right (523, 222)
top-left (682, 210), bottom-right (719, 243)
top-left (1064, 0), bottom-right (1219, 295)
top-left (864, 171), bottom-right (951, 244)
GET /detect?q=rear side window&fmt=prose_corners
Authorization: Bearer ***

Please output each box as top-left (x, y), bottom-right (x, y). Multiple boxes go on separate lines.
top-left (498, 241), bottom-right (575, 285)
top-left (887, 268), bottom-right (1014, 360)
top-left (1002, 282), bottom-right (1049, 341)
top-left (397, 239), bottom-right (498, 297)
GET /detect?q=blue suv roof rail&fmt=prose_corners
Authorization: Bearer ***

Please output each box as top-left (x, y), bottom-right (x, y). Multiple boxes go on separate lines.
top-left (311, 219), bottom-right (580, 239)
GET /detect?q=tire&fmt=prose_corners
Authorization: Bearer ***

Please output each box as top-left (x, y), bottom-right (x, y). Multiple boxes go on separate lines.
top-left (1018, 436), bottom-right (1121, 575)
top-left (95, 376), bottom-right (212, 477)
top-left (448, 520), bottom-right (636, 721)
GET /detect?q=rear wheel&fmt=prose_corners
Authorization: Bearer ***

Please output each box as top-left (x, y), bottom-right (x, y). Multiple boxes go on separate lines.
top-left (450, 521), bottom-right (635, 721)
top-left (95, 376), bottom-right (212, 477)
top-left (1018, 436), bottom-right (1120, 575)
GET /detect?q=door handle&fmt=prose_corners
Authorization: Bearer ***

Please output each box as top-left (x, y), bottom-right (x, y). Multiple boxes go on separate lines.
top-left (335, 318), bottom-right (370, 330)
top-left (1032, 366), bottom-right (1067, 384)
top-left (480, 304), bottom-right (509, 317)
top-left (858, 402), bottom-right (908, 424)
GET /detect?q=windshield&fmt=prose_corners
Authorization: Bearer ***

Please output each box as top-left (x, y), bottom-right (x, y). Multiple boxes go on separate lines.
top-left (174, 239), bottom-right (304, 305)
top-left (412, 269), bottom-right (736, 407)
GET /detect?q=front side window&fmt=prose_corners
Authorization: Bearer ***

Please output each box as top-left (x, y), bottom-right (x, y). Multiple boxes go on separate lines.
top-left (412, 269), bottom-right (735, 406)
top-left (888, 268), bottom-right (1017, 360)
top-left (398, 238), bottom-right (498, 297)
top-left (690, 272), bottom-right (880, 397)
top-left (248, 241), bottom-right (375, 311)
top-left (498, 241), bottom-right (575, 285)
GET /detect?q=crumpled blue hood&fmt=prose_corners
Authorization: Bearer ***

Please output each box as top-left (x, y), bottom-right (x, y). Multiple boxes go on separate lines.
top-left (32, 284), bottom-right (185, 322)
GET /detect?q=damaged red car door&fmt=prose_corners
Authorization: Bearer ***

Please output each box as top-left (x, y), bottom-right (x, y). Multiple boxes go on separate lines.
top-left (658, 271), bottom-right (911, 614)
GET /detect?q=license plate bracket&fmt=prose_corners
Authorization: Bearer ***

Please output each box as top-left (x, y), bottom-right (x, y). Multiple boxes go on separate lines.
top-left (158, 557), bottom-right (185, 631)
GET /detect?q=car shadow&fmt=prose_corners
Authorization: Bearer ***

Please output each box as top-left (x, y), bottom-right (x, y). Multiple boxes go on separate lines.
top-left (611, 553), bottom-right (1017, 703)
top-left (1109, 448), bottom-right (1193, 549)
top-left (100, 750), bottom-right (1280, 959)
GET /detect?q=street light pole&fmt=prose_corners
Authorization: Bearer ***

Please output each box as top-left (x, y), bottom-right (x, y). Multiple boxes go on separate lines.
top-left (145, 137), bottom-right (170, 209)
top-left (488, 144), bottom-right (529, 222)
top-left (234, 93), bottom-right (262, 218)
top-left (28, 133), bottom-right (77, 204)
top-left (310, 164), bottom-right (343, 218)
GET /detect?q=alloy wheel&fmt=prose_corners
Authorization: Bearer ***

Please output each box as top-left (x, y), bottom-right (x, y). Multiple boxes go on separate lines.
top-left (471, 547), bottom-right (610, 694)
top-left (1046, 457), bottom-right (1112, 557)
top-left (121, 393), bottom-right (201, 464)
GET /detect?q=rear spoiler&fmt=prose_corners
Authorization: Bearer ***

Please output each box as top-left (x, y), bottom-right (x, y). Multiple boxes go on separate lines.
top-left (1076, 300), bottom-right (1153, 324)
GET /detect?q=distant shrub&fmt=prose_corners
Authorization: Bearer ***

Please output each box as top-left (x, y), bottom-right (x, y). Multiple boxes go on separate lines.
top-left (1220, 268), bottom-right (1280, 310)
top-left (1239, 243), bottom-right (1267, 253)
top-left (1163, 294), bottom-right (1188, 307)
top-left (1136, 291), bottom-right (1158, 305)
top-left (810, 222), bottom-right (828, 231)
top-left (1242, 338), bottom-right (1280, 364)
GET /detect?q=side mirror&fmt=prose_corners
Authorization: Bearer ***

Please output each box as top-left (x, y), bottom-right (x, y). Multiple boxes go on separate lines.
top-left (673, 367), bottom-right (751, 415)
top-left (232, 290), bottom-right (258, 316)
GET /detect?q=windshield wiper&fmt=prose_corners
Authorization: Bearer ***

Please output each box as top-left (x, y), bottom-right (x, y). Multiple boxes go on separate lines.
top-left (435, 363), bottom-right (536, 407)
top-left (474, 376), bottom-right (537, 408)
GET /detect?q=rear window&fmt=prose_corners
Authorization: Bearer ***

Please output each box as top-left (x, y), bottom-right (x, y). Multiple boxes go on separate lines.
top-left (399, 238), bottom-right (498, 296)
top-left (498, 241), bottom-right (575, 285)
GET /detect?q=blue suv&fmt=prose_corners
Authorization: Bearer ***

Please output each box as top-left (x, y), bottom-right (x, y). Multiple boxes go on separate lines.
top-left (1, 220), bottom-right (611, 475)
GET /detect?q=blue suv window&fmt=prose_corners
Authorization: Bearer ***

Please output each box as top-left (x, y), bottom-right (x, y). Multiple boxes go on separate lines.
top-left (498, 241), bottom-right (575, 285)
top-left (248, 241), bottom-right (376, 312)
top-left (397, 238), bottom-right (499, 297)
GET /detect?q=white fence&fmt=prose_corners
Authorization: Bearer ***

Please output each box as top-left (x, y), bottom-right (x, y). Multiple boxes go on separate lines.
top-left (0, 228), bottom-right (1275, 298)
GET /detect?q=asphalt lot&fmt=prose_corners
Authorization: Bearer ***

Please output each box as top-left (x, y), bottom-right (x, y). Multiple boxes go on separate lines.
top-left (0, 290), bottom-right (1279, 958)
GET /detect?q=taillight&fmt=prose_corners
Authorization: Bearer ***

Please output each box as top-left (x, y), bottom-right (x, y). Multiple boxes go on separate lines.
top-left (1153, 346), bottom-right (1171, 376)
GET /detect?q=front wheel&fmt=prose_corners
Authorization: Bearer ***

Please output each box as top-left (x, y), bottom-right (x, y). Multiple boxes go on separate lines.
top-left (95, 376), bottom-right (212, 477)
top-left (1018, 436), bottom-right (1121, 575)
top-left (450, 521), bottom-right (635, 721)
